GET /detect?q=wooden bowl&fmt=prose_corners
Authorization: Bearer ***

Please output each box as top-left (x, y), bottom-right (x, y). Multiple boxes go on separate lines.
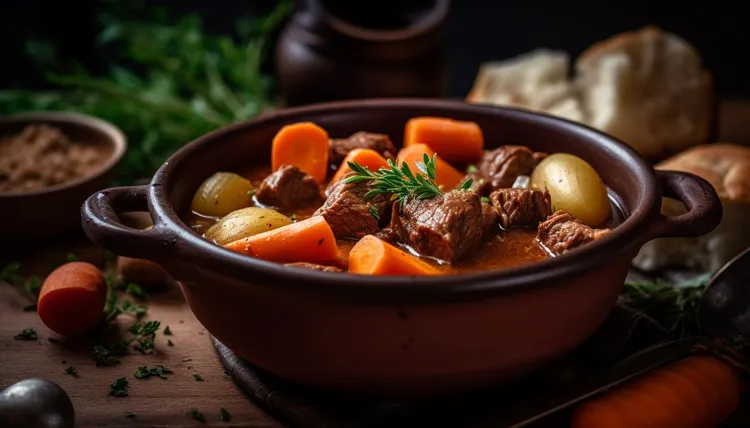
top-left (81, 99), bottom-right (721, 395)
top-left (0, 112), bottom-right (126, 243)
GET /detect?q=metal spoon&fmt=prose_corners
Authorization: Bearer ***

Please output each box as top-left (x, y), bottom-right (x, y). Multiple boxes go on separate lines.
top-left (491, 246), bottom-right (750, 427)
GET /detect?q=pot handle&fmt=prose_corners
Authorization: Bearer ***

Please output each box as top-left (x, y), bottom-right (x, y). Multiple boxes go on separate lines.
top-left (81, 185), bottom-right (172, 260)
top-left (647, 170), bottom-right (723, 239)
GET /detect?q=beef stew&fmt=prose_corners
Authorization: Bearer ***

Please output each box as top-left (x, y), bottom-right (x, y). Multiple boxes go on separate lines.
top-left (184, 117), bottom-right (619, 275)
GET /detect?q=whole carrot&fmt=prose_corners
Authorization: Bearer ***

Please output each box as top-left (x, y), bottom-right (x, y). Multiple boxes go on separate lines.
top-left (37, 262), bottom-right (108, 336)
top-left (571, 355), bottom-right (742, 428)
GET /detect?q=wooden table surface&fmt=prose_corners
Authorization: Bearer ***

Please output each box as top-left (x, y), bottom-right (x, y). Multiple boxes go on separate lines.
top-left (0, 237), bottom-right (282, 428)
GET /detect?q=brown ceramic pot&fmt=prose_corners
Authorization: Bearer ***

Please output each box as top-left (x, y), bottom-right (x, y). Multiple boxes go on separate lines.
top-left (81, 99), bottom-right (721, 395)
top-left (0, 112), bottom-right (126, 244)
top-left (274, 0), bottom-right (449, 106)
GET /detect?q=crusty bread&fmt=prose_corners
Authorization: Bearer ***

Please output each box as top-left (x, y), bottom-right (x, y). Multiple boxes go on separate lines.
top-left (633, 143), bottom-right (750, 272)
top-left (467, 26), bottom-right (714, 160)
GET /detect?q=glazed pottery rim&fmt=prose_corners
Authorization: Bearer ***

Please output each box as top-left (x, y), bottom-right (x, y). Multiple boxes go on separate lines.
top-left (323, 0), bottom-right (449, 42)
top-left (146, 98), bottom-right (660, 298)
top-left (0, 111), bottom-right (127, 198)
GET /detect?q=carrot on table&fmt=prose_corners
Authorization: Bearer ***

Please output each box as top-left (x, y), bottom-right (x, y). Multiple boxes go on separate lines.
top-left (397, 144), bottom-right (465, 190)
top-left (404, 117), bottom-right (484, 163)
top-left (224, 215), bottom-right (338, 263)
top-left (331, 148), bottom-right (389, 184)
top-left (271, 122), bottom-right (329, 183)
top-left (37, 262), bottom-right (108, 336)
top-left (571, 355), bottom-right (742, 428)
top-left (349, 235), bottom-right (441, 276)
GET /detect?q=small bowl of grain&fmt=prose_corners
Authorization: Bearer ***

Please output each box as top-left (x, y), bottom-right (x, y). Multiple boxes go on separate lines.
top-left (0, 112), bottom-right (126, 243)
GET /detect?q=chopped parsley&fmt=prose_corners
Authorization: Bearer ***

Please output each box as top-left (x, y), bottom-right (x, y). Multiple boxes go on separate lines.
top-left (481, 196), bottom-right (490, 204)
top-left (467, 165), bottom-right (478, 174)
top-left (125, 283), bottom-right (149, 300)
top-left (92, 344), bottom-right (124, 366)
top-left (14, 328), bottom-right (37, 341)
top-left (134, 365), bottom-right (172, 379)
top-left (190, 409), bottom-right (206, 423)
top-left (66, 253), bottom-right (79, 262)
top-left (109, 377), bottom-right (129, 397)
top-left (289, 214), bottom-right (296, 221)
top-left (25, 276), bottom-right (42, 296)
top-left (369, 205), bottom-right (380, 220)
top-left (168, 339), bottom-right (174, 346)
top-left (220, 407), bottom-right (231, 421)
top-left (65, 365), bottom-right (77, 376)
top-left (163, 326), bottom-right (173, 335)
top-left (193, 374), bottom-right (204, 381)
top-left (127, 320), bottom-right (161, 353)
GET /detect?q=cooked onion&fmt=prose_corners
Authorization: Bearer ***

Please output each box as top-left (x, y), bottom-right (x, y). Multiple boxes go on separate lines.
top-left (204, 207), bottom-right (293, 245)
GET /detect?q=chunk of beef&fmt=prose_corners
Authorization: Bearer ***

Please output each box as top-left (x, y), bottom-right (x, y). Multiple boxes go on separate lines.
top-left (467, 146), bottom-right (547, 195)
top-left (381, 190), bottom-right (488, 263)
top-left (490, 188), bottom-right (552, 228)
top-left (285, 262), bottom-right (343, 273)
top-left (255, 165), bottom-right (320, 209)
top-left (329, 131), bottom-right (397, 166)
top-left (313, 179), bottom-right (391, 239)
top-left (536, 210), bottom-right (610, 255)
top-left (481, 201), bottom-right (501, 240)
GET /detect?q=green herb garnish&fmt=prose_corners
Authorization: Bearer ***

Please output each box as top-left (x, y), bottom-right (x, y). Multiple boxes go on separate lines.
top-left (14, 328), bottom-right (37, 341)
top-left (289, 214), bottom-right (297, 221)
top-left (193, 374), bottom-right (204, 381)
top-left (163, 326), bottom-right (172, 335)
top-left (109, 377), bottom-right (129, 397)
top-left (135, 365), bottom-right (172, 379)
top-left (66, 253), bottom-right (79, 262)
top-left (480, 196), bottom-right (490, 204)
top-left (125, 283), bottom-right (149, 300)
top-left (220, 407), bottom-right (231, 421)
top-left (369, 205), bottom-right (380, 220)
top-left (190, 409), bottom-right (206, 423)
top-left (65, 365), bottom-right (77, 376)
top-left (621, 273), bottom-right (711, 338)
top-left (467, 165), bottom-right (478, 174)
top-left (92, 344), bottom-right (125, 366)
top-left (127, 320), bottom-right (161, 353)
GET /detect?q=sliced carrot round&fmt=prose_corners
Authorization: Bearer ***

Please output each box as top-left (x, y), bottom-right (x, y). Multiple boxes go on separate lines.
top-left (271, 122), bottom-right (329, 183)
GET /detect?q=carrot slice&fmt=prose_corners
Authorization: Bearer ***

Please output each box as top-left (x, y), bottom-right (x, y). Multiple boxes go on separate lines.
top-left (37, 262), bottom-right (107, 336)
top-left (331, 148), bottom-right (389, 184)
top-left (349, 235), bottom-right (441, 276)
top-left (271, 122), bottom-right (329, 183)
top-left (404, 117), bottom-right (484, 163)
top-left (396, 144), bottom-right (465, 190)
top-left (224, 216), bottom-right (338, 263)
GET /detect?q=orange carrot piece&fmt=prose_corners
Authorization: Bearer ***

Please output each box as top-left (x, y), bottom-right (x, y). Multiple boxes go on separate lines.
top-left (348, 235), bottom-right (441, 276)
top-left (397, 144), bottom-right (465, 190)
top-left (271, 122), bottom-right (329, 183)
top-left (331, 148), bottom-right (389, 184)
top-left (404, 117), bottom-right (484, 163)
top-left (37, 262), bottom-right (107, 336)
top-left (224, 216), bottom-right (338, 263)
top-left (571, 355), bottom-right (742, 428)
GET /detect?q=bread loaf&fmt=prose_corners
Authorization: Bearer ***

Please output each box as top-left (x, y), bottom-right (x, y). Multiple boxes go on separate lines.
top-left (632, 144), bottom-right (750, 272)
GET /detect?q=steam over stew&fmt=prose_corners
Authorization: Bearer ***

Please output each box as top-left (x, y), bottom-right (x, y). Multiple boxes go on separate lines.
top-left (185, 118), bottom-right (619, 275)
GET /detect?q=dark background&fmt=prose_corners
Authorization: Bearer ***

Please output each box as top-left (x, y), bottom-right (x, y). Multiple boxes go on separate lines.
top-left (1, 0), bottom-right (749, 98)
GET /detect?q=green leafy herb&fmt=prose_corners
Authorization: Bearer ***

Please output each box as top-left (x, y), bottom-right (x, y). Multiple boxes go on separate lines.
top-left (190, 409), bottom-right (206, 423)
top-left (109, 377), bottom-right (129, 397)
top-left (134, 365), bottom-right (172, 379)
top-left (345, 154), bottom-right (444, 204)
top-left (369, 205), bottom-right (380, 220)
top-left (92, 344), bottom-right (124, 366)
top-left (103, 251), bottom-right (117, 264)
top-left (459, 179), bottom-right (474, 190)
top-left (193, 374), bottom-right (204, 381)
top-left (125, 283), bottom-right (149, 300)
top-left (248, 189), bottom-right (258, 198)
top-left (65, 365), bottom-right (77, 376)
top-left (163, 326), bottom-right (173, 335)
top-left (480, 196), bottom-right (490, 204)
top-left (289, 214), bottom-right (296, 221)
top-left (0, 2), bottom-right (291, 184)
top-left (66, 253), bottom-right (79, 262)
top-left (168, 339), bottom-right (174, 346)
top-left (24, 276), bottom-right (42, 296)
top-left (621, 273), bottom-right (711, 338)
top-left (0, 262), bottom-right (21, 283)
top-left (127, 320), bottom-right (161, 353)
top-left (14, 328), bottom-right (37, 341)
top-left (220, 407), bottom-right (231, 421)
top-left (467, 165), bottom-right (478, 174)
top-left (125, 412), bottom-right (137, 418)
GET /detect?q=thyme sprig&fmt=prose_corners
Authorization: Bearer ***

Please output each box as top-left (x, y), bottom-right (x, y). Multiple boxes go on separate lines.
top-left (344, 153), bottom-right (472, 205)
